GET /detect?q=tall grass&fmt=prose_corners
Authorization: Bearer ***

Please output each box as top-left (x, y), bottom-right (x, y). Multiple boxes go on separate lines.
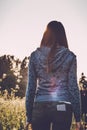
top-left (0, 97), bottom-right (26, 130)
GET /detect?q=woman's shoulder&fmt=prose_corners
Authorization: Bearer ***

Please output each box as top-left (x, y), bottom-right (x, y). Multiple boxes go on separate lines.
top-left (29, 51), bottom-right (36, 63)
top-left (67, 48), bottom-right (76, 58)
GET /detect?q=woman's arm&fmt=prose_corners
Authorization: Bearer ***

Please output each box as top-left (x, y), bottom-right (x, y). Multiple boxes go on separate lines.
top-left (68, 56), bottom-right (81, 122)
top-left (25, 52), bottom-right (37, 123)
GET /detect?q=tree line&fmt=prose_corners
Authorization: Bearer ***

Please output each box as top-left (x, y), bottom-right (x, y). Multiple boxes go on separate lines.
top-left (0, 55), bottom-right (29, 98)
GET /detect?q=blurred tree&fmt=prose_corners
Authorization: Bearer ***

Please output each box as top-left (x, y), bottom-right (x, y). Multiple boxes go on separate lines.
top-left (17, 56), bottom-right (29, 97)
top-left (0, 55), bottom-right (29, 98)
top-left (1, 73), bottom-right (17, 94)
top-left (0, 55), bottom-right (11, 78)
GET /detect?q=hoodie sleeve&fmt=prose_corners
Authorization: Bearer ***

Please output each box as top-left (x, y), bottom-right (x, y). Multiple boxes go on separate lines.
top-left (68, 55), bottom-right (81, 122)
top-left (25, 52), bottom-right (37, 123)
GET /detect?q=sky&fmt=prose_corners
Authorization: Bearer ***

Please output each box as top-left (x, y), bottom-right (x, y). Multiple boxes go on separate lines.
top-left (0, 0), bottom-right (87, 79)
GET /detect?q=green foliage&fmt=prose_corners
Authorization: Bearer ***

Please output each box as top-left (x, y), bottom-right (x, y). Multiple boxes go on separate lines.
top-left (0, 55), bottom-right (29, 98)
top-left (16, 81), bottom-right (27, 98)
top-left (1, 74), bottom-right (17, 93)
top-left (0, 55), bottom-right (11, 77)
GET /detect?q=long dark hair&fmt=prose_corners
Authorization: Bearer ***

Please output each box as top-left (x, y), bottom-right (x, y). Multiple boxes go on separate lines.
top-left (40, 21), bottom-right (69, 72)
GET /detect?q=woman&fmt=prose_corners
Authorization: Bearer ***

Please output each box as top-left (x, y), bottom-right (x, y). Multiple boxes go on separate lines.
top-left (25, 21), bottom-right (81, 130)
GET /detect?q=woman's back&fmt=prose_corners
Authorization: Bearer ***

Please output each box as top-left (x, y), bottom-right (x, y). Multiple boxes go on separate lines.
top-left (25, 21), bottom-right (81, 130)
top-left (32, 45), bottom-right (76, 102)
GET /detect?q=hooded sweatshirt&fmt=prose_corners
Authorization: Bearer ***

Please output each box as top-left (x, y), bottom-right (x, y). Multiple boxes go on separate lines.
top-left (25, 45), bottom-right (81, 123)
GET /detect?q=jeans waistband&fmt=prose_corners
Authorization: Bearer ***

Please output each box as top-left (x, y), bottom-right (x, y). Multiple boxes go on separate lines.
top-left (34, 101), bottom-right (72, 105)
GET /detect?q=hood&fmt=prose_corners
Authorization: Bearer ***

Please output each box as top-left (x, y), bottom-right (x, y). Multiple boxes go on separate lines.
top-left (35, 45), bottom-right (75, 72)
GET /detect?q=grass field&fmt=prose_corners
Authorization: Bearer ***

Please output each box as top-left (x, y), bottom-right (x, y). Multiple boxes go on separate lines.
top-left (0, 97), bottom-right (26, 130)
top-left (0, 97), bottom-right (83, 130)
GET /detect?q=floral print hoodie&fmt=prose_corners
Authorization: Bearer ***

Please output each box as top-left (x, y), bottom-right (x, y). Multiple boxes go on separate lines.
top-left (25, 45), bottom-right (81, 123)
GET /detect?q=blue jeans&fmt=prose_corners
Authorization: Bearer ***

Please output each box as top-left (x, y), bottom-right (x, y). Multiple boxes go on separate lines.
top-left (32, 101), bottom-right (72, 130)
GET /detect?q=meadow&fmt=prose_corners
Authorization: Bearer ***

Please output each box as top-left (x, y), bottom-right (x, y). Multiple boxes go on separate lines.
top-left (0, 97), bottom-right (26, 130)
top-left (0, 96), bottom-right (82, 130)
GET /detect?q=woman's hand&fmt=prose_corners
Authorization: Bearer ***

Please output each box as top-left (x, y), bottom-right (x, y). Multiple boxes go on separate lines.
top-left (24, 122), bottom-right (31, 130)
top-left (76, 122), bottom-right (82, 130)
